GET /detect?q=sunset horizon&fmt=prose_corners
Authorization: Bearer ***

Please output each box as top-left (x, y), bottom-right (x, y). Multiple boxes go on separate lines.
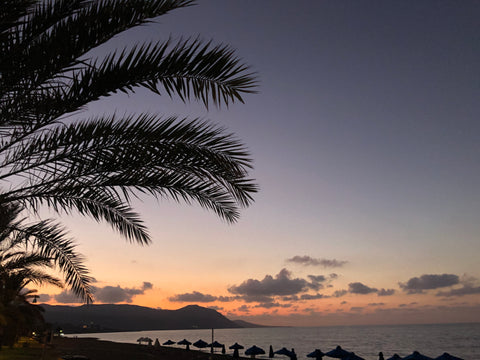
top-left (9, 0), bottom-right (480, 331)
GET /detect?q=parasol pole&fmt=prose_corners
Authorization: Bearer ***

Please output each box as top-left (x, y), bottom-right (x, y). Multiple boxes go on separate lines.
top-left (211, 328), bottom-right (214, 353)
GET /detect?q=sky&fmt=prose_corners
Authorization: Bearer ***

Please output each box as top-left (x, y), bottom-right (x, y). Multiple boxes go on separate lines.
top-left (37, 0), bottom-right (480, 326)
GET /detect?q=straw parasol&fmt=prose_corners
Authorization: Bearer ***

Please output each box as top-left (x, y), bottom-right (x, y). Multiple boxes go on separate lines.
top-left (434, 353), bottom-right (464, 360)
top-left (209, 340), bottom-right (225, 353)
top-left (245, 345), bottom-right (266, 359)
top-left (177, 339), bottom-right (192, 350)
top-left (307, 349), bottom-right (326, 360)
top-left (193, 339), bottom-right (209, 349)
top-left (230, 342), bottom-right (244, 358)
top-left (163, 340), bottom-right (176, 345)
top-left (275, 347), bottom-right (293, 357)
top-left (386, 355), bottom-right (402, 360)
top-left (325, 345), bottom-right (352, 358)
top-left (343, 352), bottom-right (365, 360)
top-left (403, 351), bottom-right (433, 360)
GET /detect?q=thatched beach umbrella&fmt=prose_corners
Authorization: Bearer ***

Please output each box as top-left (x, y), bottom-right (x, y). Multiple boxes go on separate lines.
top-left (137, 337), bottom-right (148, 345)
top-left (245, 345), bottom-right (266, 359)
top-left (343, 352), bottom-right (365, 360)
top-left (325, 345), bottom-right (351, 358)
top-left (307, 349), bottom-right (325, 360)
top-left (208, 340), bottom-right (224, 353)
top-left (434, 353), bottom-right (464, 360)
top-left (230, 342), bottom-right (244, 358)
top-left (386, 355), bottom-right (402, 360)
top-left (403, 351), bottom-right (433, 360)
top-left (177, 339), bottom-right (192, 350)
top-left (163, 340), bottom-right (176, 345)
top-left (193, 339), bottom-right (209, 349)
top-left (275, 347), bottom-right (294, 357)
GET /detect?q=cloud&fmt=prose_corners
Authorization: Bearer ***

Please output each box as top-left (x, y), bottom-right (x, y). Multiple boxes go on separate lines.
top-left (217, 296), bottom-right (237, 302)
top-left (169, 291), bottom-right (217, 303)
top-left (348, 282), bottom-right (378, 294)
top-left (208, 306), bottom-right (224, 311)
top-left (228, 268), bottom-right (313, 297)
top-left (350, 307), bottom-right (364, 312)
top-left (237, 305), bottom-right (250, 313)
top-left (54, 290), bottom-right (83, 304)
top-left (37, 293), bottom-right (52, 302)
top-left (254, 302), bottom-right (292, 309)
top-left (286, 256), bottom-right (347, 268)
top-left (378, 288), bottom-right (395, 296)
top-left (54, 282), bottom-right (153, 304)
top-left (400, 274), bottom-right (460, 294)
top-left (333, 290), bottom-right (347, 298)
top-left (308, 275), bottom-right (327, 282)
top-left (436, 285), bottom-right (480, 297)
top-left (300, 293), bottom-right (328, 300)
top-left (306, 273), bottom-right (339, 291)
top-left (142, 282), bottom-right (153, 290)
top-left (241, 295), bottom-right (275, 303)
top-left (368, 303), bottom-right (385, 307)
top-left (93, 282), bottom-right (153, 303)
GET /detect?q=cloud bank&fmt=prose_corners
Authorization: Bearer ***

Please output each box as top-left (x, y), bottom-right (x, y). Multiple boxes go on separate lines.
top-left (286, 256), bottom-right (347, 268)
top-left (400, 274), bottom-right (459, 294)
top-left (228, 268), bottom-right (320, 298)
top-left (53, 282), bottom-right (153, 304)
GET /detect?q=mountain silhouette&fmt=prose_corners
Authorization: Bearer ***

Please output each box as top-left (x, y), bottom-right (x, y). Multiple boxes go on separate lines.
top-left (42, 304), bottom-right (261, 333)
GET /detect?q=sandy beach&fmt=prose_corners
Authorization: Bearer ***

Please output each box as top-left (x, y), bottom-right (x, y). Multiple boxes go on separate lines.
top-left (52, 337), bottom-right (245, 360)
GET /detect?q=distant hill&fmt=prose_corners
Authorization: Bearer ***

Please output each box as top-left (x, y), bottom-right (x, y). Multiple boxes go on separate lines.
top-left (41, 304), bottom-right (262, 333)
top-left (232, 319), bottom-right (266, 328)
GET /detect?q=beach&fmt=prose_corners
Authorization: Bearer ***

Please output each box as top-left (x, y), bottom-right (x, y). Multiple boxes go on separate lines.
top-left (52, 337), bottom-right (241, 360)
top-left (3, 322), bottom-right (477, 360)
top-left (71, 323), bottom-right (480, 359)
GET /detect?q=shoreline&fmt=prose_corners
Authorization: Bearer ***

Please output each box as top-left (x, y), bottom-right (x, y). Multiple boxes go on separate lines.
top-left (53, 336), bottom-right (246, 360)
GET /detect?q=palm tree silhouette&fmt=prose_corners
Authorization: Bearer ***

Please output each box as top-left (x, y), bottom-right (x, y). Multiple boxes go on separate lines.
top-left (0, 204), bottom-right (88, 346)
top-left (0, 203), bottom-right (92, 301)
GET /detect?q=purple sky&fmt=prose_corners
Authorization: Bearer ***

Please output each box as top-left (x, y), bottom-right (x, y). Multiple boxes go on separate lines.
top-left (42, 1), bottom-right (480, 325)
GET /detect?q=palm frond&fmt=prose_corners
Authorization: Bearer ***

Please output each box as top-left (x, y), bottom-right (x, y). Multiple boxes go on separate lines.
top-left (67, 38), bottom-right (257, 110)
top-left (0, 0), bottom-right (194, 108)
top-left (0, 1), bottom-right (36, 34)
top-left (10, 220), bottom-right (93, 303)
top-left (0, 115), bottom-right (257, 237)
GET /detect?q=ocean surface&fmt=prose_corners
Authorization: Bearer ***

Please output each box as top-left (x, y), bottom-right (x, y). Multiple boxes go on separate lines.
top-left (71, 323), bottom-right (480, 359)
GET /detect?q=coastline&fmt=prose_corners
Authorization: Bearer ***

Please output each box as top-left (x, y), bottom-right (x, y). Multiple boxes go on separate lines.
top-left (53, 336), bottom-right (245, 360)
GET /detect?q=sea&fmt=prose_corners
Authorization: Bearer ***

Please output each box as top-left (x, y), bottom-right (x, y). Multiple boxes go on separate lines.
top-left (70, 323), bottom-right (480, 359)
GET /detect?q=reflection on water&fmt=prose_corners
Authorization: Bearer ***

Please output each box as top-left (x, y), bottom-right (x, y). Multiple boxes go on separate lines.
top-left (72, 323), bottom-right (480, 359)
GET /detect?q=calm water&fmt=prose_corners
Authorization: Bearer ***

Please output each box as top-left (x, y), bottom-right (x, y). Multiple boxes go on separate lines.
top-left (71, 323), bottom-right (479, 359)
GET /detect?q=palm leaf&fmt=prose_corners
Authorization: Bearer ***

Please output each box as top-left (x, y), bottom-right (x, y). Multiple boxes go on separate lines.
top-left (0, 116), bottom-right (257, 241)
top-left (11, 220), bottom-right (94, 303)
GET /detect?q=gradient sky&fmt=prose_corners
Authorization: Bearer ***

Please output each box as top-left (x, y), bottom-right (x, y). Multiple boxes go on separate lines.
top-left (38, 1), bottom-right (480, 326)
